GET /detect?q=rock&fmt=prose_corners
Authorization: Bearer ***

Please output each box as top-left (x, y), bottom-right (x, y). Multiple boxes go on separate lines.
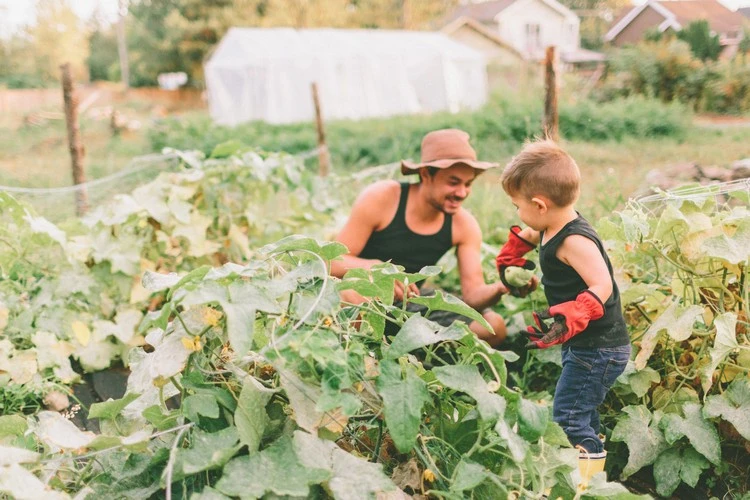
top-left (730, 158), bottom-right (750, 180)
top-left (43, 391), bottom-right (70, 412)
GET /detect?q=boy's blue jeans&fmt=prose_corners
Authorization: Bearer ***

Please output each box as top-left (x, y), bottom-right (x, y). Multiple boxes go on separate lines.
top-left (553, 344), bottom-right (631, 453)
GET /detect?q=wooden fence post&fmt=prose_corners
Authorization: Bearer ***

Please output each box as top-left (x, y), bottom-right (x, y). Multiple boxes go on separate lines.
top-left (543, 46), bottom-right (559, 142)
top-left (311, 82), bottom-right (330, 177)
top-left (60, 63), bottom-right (88, 216)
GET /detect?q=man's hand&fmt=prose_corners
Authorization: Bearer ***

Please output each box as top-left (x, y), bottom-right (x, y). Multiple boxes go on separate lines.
top-left (522, 291), bottom-right (605, 349)
top-left (394, 281), bottom-right (420, 302)
top-left (496, 226), bottom-right (537, 297)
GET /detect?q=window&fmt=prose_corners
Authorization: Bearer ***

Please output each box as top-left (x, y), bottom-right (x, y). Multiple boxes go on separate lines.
top-left (525, 23), bottom-right (541, 51)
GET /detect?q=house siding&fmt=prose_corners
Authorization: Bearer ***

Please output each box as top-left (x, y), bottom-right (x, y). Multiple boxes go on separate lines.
top-left (612, 7), bottom-right (667, 46)
top-left (497, 0), bottom-right (580, 55)
top-left (448, 25), bottom-right (523, 65)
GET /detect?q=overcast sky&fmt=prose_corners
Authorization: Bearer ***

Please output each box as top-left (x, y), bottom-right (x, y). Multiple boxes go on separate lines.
top-left (0, 0), bottom-right (119, 38)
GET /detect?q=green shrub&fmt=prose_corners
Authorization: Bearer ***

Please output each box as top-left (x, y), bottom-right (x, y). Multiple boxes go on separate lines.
top-left (597, 39), bottom-right (750, 114)
top-left (701, 62), bottom-right (750, 115)
top-left (560, 96), bottom-right (692, 141)
top-left (598, 40), bottom-right (709, 104)
top-left (148, 93), bottom-right (690, 170)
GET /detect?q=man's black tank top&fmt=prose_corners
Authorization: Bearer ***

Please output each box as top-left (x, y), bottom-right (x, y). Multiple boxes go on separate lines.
top-left (539, 215), bottom-right (629, 348)
top-left (358, 183), bottom-right (453, 275)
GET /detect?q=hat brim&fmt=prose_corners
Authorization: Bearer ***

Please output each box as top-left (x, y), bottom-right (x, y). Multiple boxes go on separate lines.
top-left (401, 158), bottom-right (499, 175)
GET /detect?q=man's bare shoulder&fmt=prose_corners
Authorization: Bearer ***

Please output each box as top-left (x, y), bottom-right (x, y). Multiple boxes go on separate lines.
top-left (356, 179), bottom-right (401, 204)
top-left (452, 208), bottom-right (482, 242)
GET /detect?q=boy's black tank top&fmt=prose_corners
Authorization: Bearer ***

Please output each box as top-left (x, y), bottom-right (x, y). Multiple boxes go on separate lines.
top-left (540, 215), bottom-right (629, 348)
top-left (358, 183), bottom-right (453, 275)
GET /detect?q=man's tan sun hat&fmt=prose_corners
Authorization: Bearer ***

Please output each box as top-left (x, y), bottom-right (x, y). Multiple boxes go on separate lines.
top-left (401, 128), bottom-right (498, 175)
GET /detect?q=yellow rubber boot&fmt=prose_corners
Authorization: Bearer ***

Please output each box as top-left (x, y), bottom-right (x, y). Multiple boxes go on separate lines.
top-left (577, 447), bottom-right (607, 490)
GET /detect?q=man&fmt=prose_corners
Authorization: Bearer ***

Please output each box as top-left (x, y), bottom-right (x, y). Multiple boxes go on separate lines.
top-left (330, 129), bottom-right (509, 347)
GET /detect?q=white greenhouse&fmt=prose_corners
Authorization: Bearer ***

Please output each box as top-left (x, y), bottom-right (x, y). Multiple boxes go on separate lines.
top-left (204, 28), bottom-right (489, 125)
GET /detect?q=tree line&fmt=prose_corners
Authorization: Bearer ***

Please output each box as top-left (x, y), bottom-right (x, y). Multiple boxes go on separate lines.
top-left (0, 0), bottom-right (462, 88)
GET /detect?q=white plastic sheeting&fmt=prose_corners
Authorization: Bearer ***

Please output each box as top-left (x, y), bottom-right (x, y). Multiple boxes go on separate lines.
top-left (204, 28), bottom-right (489, 125)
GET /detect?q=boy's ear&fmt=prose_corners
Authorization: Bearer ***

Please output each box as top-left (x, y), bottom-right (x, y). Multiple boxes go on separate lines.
top-left (531, 196), bottom-right (549, 213)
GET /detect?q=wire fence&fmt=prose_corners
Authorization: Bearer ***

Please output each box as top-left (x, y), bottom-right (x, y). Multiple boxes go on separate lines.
top-left (0, 147), bottom-right (360, 223)
top-left (635, 178), bottom-right (750, 215)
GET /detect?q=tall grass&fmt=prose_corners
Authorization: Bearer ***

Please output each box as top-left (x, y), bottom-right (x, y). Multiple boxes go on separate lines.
top-left (148, 93), bottom-right (693, 171)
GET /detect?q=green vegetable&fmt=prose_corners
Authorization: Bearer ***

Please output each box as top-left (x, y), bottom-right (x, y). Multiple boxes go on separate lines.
top-left (504, 267), bottom-right (535, 287)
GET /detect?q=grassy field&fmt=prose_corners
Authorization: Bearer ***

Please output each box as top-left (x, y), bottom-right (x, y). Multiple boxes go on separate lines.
top-left (1, 96), bottom-right (749, 229)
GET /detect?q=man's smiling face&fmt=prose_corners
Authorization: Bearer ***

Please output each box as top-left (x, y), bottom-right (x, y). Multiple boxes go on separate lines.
top-left (421, 163), bottom-right (478, 215)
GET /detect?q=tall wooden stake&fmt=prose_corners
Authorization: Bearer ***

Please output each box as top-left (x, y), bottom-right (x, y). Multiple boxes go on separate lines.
top-left (311, 82), bottom-right (330, 177)
top-left (543, 46), bottom-right (559, 142)
top-left (60, 63), bottom-right (88, 216)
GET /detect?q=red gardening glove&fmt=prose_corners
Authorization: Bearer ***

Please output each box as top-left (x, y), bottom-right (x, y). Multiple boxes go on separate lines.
top-left (496, 226), bottom-right (536, 297)
top-left (522, 291), bottom-right (605, 349)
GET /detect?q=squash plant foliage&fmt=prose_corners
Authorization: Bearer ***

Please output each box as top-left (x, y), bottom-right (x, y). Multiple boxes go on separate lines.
top-left (597, 186), bottom-right (750, 497)
top-left (0, 237), bottom-right (646, 498)
top-left (0, 146), bottom-right (644, 498)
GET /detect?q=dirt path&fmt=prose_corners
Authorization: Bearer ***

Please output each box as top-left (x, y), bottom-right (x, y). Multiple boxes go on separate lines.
top-left (694, 114), bottom-right (750, 129)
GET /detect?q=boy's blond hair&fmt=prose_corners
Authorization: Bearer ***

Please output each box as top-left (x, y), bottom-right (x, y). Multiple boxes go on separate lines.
top-left (501, 140), bottom-right (580, 207)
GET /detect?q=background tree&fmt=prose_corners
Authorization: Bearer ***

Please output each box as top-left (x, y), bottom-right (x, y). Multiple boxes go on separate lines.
top-left (87, 6), bottom-right (119, 82)
top-left (557, 0), bottom-right (630, 49)
top-left (27, 0), bottom-right (90, 82)
top-left (677, 20), bottom-right (722, 61)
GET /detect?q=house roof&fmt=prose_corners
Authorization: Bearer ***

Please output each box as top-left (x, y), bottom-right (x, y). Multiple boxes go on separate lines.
top-left (739, 7), bottom-right (750, 18)
top-left (445, 0), bottom-right (517, 24)
top-left (442, 16), bottom-right (525, 58)
top-left (605, 0), bottom-right (746, 42)
top-left (662, 1), bottom-right (746, 34)
top-left (446, 0), bottom-right (579, 26)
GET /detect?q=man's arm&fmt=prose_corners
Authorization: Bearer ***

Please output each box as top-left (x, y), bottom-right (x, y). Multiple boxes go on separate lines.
top-left (329, 181), bottom-right (394, 278)
top-left (454, 212), bottom-right (508, 310)
top-left (331, 181), bottom-right (419, 301)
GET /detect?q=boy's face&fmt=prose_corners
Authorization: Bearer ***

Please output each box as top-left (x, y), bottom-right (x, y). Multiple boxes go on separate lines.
top-left (510, 193), bottom-right (544, 230)
top-left (421, 164), bottom-right (478, 215)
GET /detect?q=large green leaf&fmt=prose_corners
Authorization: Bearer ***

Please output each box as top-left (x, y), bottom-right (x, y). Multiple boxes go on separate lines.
top-left (701, 218), bottom-right (750, 264)
top-left (622, 365), bottom-right (660, 398)
top-left (235, 377), bottom-right (274, 452)
top-left (700, 312), bottom-right (740, 394)
top-left (653, 446), bottom-right (709, 497)
top-left (0, 464), bottom-right (56, 499)
top-left (611, 405), bottom-right (668, 478)
top-left (329, 446), bottom-right (396, 499)
top-left (261, 235), bottom-right (348, 262)
top-left (451, 459), bottom-right (489, 492)
top-left (408, 290), bottom-right (492, 333)
top-left (0, 416), bottom-right (27, 439)
top-left (291, 429), bottom-right (396, 497)
top-left (659, 403), bottom-right (720, 465)
top-left (190, 486), bottom-right (232, 500)
top-left (141, 270), bottom-right (181, 292)
top-left (277, 369), bottom-right (324, 434)
top-left (386, 315), bottom-right (465, 359)
top-left (216, 435), bottom-right (329, 498)
top-left (182, 393), bottom-right (220, 423)
top-left (376, 360), bottom-right (429, 453)
top-left (494, 418), bottom-right (528, 462)
top-left (433, 365), bottom-right (506, 422)
top-left (634, 301), bottom-right (702, 369)
top-left (516, 398), bottom-right (549, 442)
top-left (89, 393), bottom-right (141, 421)
top-left (0, 446), bottom-right (40, 466)
top-left (703, 376), bottom-right (750, 440)
top-left (165, 427), bottom-right (240, 482)
top-left (580, 472), bottom-right (647, 498)
top-left (178, 280), bottom-right (280, 356)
